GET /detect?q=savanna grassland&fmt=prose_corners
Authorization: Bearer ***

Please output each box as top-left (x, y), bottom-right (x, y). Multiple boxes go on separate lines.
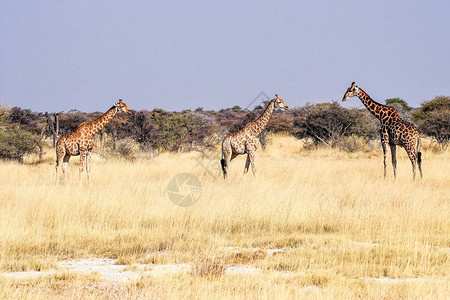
top-left (0, 134), bottom-right (449, 299)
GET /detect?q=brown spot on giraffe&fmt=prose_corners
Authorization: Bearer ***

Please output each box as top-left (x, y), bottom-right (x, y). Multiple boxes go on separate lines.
top-left (374, 106), bottom-right (380, 114)
top-left (220, 94), bottom-right (289, 179)
top-left (342, 82), bottom-right (422, 180)
top-left (55, 99), bottom-right (132, 186)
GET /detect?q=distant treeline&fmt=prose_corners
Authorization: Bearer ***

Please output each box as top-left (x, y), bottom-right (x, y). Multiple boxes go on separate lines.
top-left (0, 96), bottom-right (449, 162)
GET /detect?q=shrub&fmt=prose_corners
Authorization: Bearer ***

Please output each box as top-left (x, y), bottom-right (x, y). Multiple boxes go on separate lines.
top-left (413, 96), bottom-right (450, 151)
top-left (293, 102), bottom-right (357, 147)
top-left (192, 259), bottom-right (226, 277)
top-left (0, 125), bottom-right (40, 162)
top-left (337, 135), bottom-right (371, 153)
top-left (115, 138), bottom-right (138, 160)
top-left (58, 110), bottom-right (89, 135)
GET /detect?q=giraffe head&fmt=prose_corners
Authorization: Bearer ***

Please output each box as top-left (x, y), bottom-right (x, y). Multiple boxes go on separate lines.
top-left (274, 94), bottom-right (289, 110)
top-left (114, 99), bottom-right (132, 115)
top-left (342, 82), bottom-right (359, 102)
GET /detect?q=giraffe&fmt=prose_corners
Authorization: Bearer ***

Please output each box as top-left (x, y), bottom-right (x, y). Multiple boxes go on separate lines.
top-left (220, 94), bottom-right (289, 179)
top-left (342, 82), bottom-right (422, 180)
top-left (56, 99), bottom-right (132, 186)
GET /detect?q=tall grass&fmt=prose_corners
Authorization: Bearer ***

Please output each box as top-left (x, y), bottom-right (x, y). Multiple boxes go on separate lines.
top-left (0, 135), bottom-right (449, 298)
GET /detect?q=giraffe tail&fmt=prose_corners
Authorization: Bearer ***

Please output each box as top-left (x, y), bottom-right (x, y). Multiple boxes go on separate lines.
top-left (221, 134), bottom-right (231, 176)
top-left (220, 158), bottom-right (226, 174)
top-left (417, 137), bottom-right (422, 164)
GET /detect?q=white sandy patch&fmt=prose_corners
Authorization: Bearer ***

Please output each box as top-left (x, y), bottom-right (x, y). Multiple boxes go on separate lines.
top-left (264, 248), bottom-right (286, 255)
top-left (1, 258), bottom-right (193, 282)
top-left (0, 258), bottom-right (274, 281)
top-left (222, 246), bottom-right (288, 255)
top-left (59, 258), bottom-right (140, 282)
top-left (273, 270), bottom-right (296, 277)
top-left (224, 265), bottom-right (262, 275)
top-left (5, 258), bottom-right (445, 285)
top-left (300, 285), bottom-right (323, 291)
top-left (360, 276), bottom-right (447, 284)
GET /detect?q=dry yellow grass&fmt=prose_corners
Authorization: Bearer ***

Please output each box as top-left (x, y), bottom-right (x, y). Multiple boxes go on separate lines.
top-left (0, 134), bottom-right (449, 299)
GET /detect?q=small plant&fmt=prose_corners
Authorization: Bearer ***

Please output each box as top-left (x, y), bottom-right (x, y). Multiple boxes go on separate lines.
top-left (116, 138), bottom-right (137, 160)
top-left (191, 258), bottom-right (226, 277)
top-left (337, 135), bottom-right (371, 152)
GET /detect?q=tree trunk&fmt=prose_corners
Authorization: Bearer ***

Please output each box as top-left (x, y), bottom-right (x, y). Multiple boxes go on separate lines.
top-left (54, 113), bottom-right (59, 147)
top-left (38, 126), bottom-right (46, 163)
top-left (112, 129), bottom-right (117, 151)
top-left (46, 112), bottom-right (59, 147)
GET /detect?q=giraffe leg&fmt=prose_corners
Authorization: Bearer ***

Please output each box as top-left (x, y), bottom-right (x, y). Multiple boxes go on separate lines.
top-left (221, 137), bottom-right (230, 179)
top-left (221, 154), bottom-right (230, 179)
top-left (406, 148), bottom-right (417, 181)
top-left (221, 152), bottom-right (237, 179)
top-left (381, 140), bottom-right (388, 179)
top-left (221, 136), bottom-right (238, 179)
top-left (56, 143), bottom-right (65, 186)
top-left (56, 156), bottom-right (63, 187)
top-left (79, 151), bottom-right (87, 187)
top-left (56, 160), bottom-right (61, 187)
top-left (248, 150), bottom-right (257, 178)
top-left (86, 150), bottom-right (92, 187)
top-left (418, 153), bottom-right (423, 179)
top-left (417, 138), bottom-right (423, 179)
top-left (62, 154), bottom-right (70, 185)
top-left (390, 144), bottom-right (397, 179)
top-left (244, 154), bottom-right (250, 174)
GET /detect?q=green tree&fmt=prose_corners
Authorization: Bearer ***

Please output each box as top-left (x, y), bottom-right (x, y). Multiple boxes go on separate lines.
top-left (413, 96), bottom-right (450, 151)
top-left (0, 106), bottom-right (44, 162)
top-left (151, 109), bottom-right (195, 151)
top-left (231, 105), bottom-right (241, 112)
top-left (0, 125), bottom-right (40, 162)
top-left (385, 98), bottom-right (413, 121)
top-left (385, 98), bottom-right (411, 111)
top-left (413, 96), bottom-right (450, 119)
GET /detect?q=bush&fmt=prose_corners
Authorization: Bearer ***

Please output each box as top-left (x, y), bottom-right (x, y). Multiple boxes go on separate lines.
top-left (413, 96), bottom-right (450, 151)
top-left (293, 102), bottom-right (357, 147)
top-left (347, 109), bottom-right (379, 140)
top-left (0, 125), bottom-right (40, 162)
top-left (266, 110), bottom-right (294, 134)
top-left (7, 107), bottom-right (43, 134)
top-left (115, 138), bottom-right (138, 160)
top-left (0, 106), bottom-right (41, 162)
top-left (58, 111), bottom-right (89, 135)
top-left (130, 110), bottom-right (157, 146)
top-left (337, 135), bottom-right (371, 152)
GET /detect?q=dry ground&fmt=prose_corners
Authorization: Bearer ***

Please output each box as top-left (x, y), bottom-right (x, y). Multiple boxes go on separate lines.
top-left (0, 135), bottom-right (449, 299)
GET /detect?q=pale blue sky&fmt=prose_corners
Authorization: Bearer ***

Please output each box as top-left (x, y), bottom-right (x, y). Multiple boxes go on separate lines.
top-left (1, 0), bottom-right (449, 113)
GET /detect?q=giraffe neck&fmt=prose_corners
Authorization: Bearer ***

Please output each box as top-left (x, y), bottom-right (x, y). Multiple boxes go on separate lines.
top-left (356, 88), bottom-right (385, 120)
top-left (251, 100), bottom-right (275, 136)
top-left (86, 106), bottom-right (118, 137)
